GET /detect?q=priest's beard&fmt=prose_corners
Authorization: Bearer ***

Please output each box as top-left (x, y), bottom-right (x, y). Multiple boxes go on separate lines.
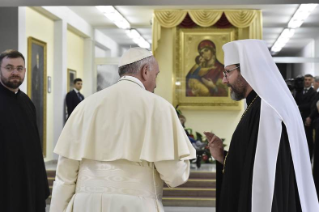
top-left (0, 72), bottom-right (24, 89)
top-left (228, 75), bottom-right (248, 101)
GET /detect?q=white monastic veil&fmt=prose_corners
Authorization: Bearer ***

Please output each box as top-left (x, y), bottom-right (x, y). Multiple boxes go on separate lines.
top-left (223, 39), bottom-right (319, 212)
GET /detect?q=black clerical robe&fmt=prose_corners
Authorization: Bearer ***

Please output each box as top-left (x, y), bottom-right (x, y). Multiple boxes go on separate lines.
top-left (216, 91), bottom-right (301, 212)
top-left (0, 83), bottom-right (50, 212)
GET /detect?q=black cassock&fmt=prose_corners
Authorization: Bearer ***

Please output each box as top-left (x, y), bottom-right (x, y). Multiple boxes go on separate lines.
top-left (216, 90), bottom-right (301, 212)
top-left (0, 83), bottom-right (49, 212)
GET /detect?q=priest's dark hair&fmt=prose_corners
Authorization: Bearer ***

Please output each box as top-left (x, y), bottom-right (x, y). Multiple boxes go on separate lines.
top-left (304, 74), bottom-right (313, 78)
top-left (73, 78), bottom-right (82, 84)
top-left (0, 49), bottom-right (25, 66)
top-left (118, 56), bottom-right (154, 77)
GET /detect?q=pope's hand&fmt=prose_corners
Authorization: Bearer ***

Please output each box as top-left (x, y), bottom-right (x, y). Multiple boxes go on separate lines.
top-left (204, 132), bottom-right (224, 164)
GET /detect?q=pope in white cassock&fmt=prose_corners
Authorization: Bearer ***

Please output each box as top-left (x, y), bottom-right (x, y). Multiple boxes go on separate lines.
top-left (50, 48), bottom-right (196, 212)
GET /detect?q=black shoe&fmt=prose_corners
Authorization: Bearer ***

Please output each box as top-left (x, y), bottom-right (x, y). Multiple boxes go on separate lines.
top-left (196, 155), bottom-right (202, 168)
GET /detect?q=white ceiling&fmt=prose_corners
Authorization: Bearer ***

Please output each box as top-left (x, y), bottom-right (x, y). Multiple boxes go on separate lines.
top-left (69, 5), bottom-right (319, 56)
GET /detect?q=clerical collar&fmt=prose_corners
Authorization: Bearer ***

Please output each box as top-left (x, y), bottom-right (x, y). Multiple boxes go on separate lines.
top-left (118, 76), bottom-right (145, 89)
top-left (246, 90), bottom-right (258, 106)
top-left (0, 82), bottom-right (20, 97)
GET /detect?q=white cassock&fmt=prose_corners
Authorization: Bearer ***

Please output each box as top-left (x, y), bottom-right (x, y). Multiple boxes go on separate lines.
top-left (50, 76), bottom-right (196, 212)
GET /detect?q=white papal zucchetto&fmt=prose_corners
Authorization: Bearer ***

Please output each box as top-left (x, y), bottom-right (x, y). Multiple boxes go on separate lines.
top-left (119, 47), bottom-right (153, 67)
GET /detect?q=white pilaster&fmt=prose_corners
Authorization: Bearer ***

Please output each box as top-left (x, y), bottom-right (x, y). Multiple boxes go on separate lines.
top-left (53, 20), bottom-right (67, 159)
top-left (83, 38), bottom-right (95, 97)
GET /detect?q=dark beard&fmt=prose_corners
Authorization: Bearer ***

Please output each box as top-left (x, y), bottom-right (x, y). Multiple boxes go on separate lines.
top-left (230, 85), bottom-right (246, 101)
top-left (1, 75), bottom-right (23, 89)
top-left (228, 75), bottom-right (247, 101)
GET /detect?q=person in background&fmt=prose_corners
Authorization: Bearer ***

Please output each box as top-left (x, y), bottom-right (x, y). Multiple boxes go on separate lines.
top-left (66, 78), bottom-right (84, 118)
top-left (178, 113), bottom-right (206, 150)
top-left (295, 74), bottom-right (316, 159)
top-left (178, 113), bottom-right (206, 168)
top-left (308, 76), bottom-right (319, 200)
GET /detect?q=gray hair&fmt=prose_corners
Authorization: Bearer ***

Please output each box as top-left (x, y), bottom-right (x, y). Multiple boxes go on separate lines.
top-left (118, 56), bottom-right (154, 76)
top-left (314, 76), bottom-right (319, 82)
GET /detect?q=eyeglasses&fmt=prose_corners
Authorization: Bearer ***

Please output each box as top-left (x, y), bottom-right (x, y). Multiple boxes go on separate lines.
top-left (1, 66), bottom-right (25, 73)
top-left (223, 65), bottom-right (240, 78)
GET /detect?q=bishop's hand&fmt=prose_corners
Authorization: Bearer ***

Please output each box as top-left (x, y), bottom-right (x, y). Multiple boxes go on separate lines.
top-left (204, 132), bottom-right (224, 164)
top-left (305, 117), bottom-right (311, 127)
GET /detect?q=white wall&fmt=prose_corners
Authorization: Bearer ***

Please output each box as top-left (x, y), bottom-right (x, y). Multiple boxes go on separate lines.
top-left (67, 30), bottom-right (84, 86)
top-left (94, 29), bottom-right (123, 57)
top-left (42, 6), bottom-right (93, 38)
top-left (293, 40), bottom-right (315, 77)
top-left (95, 46), bottom-right (110, 57)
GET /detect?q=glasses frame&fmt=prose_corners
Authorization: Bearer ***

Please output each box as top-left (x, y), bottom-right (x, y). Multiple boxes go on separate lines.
top-left (223, 65), bottom-right (240, 78)
top-left (1, 65), bottom-right (25, 73)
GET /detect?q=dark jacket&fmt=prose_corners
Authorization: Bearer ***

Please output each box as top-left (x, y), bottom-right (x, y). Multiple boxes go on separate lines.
top-left (295, 87), bottom-right (316, 120)
top-left (309, 91), bottom-right (319, 123)
top-left (66, 89), bottom-right (84, 117)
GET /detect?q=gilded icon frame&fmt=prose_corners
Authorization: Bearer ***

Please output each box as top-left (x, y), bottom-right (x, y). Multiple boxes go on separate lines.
top-left (27, 36), bottom-right (47, 157)
top-left (174, 27), bottom-right (242, 110)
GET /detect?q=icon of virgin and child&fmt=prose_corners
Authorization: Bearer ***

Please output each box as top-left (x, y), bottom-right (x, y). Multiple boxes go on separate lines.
top-left (186, 40), bottom-right (228, 97)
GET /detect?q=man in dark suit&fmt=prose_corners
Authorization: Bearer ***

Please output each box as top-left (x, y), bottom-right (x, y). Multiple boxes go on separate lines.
top-left (305, 76), bottom-right (319, 134)
top-left (305, 76), bottom-right (319, 199)
top-left (66, 78), bottom-right (84, 118)
top-left (295, 74), bottom-right (316, 159)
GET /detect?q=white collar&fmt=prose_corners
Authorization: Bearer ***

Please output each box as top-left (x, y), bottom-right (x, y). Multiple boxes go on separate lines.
top-left (73, 88), bottom-right (80, 93)
top-left (118, 76), bottom-right (145, 90)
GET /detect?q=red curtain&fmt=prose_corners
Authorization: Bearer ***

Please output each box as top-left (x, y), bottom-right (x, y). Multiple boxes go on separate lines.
top-left (215, 13), bottom-right (232, 28)
top-left (179, 12), bottom-right (232, 28)
top-left (179, 14), bottom-right (197, 28)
